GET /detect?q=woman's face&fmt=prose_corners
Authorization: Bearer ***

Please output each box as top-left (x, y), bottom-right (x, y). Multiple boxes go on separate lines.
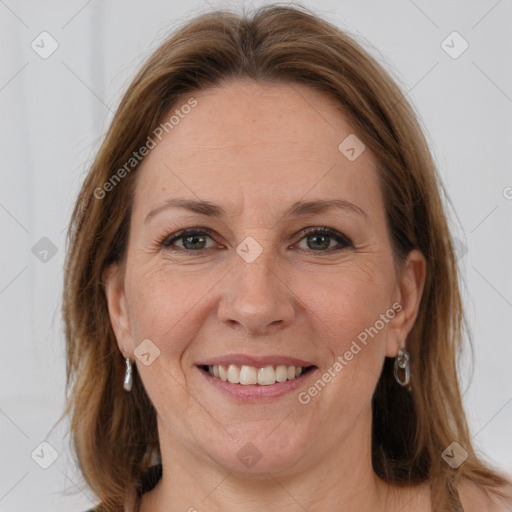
top-left (105, 80), bottom-right (424, 476)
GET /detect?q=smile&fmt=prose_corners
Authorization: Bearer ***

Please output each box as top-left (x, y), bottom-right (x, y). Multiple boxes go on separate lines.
top-left (200, 364), bottom-right (316, 385)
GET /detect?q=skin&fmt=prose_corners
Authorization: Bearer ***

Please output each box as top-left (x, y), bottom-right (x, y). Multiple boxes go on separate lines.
top-left (104, 80), bottom-right (430, 511)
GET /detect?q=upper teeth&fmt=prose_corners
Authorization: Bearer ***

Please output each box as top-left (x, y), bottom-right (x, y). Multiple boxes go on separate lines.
top-left (207, 364), bottom-right (304, 385)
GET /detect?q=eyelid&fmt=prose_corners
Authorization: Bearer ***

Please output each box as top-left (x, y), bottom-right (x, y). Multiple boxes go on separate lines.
top-left (159, 226), bottom-right (353, 252)
top-left (293, 226), bottom-right (353, 250)
top-left (160, 227), bottom-right (221, 248)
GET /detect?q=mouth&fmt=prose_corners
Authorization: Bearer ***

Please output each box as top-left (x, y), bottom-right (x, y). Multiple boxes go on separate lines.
top-left (195, 355), bottom-right (318, 401)
top-left (198, 363), bottom-right (316, 386)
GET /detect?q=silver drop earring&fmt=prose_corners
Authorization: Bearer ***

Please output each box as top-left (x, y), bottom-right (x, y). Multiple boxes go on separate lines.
top-left (123, 357), bottom-right (133, 392)
top-left (394, 346), bottom-right (410, 387)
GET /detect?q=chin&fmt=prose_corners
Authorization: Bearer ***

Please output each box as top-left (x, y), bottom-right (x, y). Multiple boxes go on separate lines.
top-left (200, 427), bottom-right (311, 477)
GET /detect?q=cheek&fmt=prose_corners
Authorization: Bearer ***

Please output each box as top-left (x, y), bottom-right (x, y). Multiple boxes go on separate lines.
top-left (296, 261), bottom-right (394, 343)
top-left (293, 262), bottom-right (393, 402)
top-left (124, 262), bottom-right (224, 355)
top-left (298, 271), bottom-right (392, 419)
top-left (126, 284), bottom-right (178, 344)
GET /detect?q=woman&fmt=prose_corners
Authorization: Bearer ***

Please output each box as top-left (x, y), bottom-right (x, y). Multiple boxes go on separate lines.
top-left (62, 4), bottom-right (512, 511)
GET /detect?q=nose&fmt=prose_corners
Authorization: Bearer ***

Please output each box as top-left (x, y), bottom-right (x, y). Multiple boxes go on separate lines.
top-left (217, 249), bottom-right (295, 336)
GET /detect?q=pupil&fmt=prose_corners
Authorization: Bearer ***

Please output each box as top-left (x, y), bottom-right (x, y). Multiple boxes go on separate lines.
top-left (183, 235), bottom-right (205, 250)
top-left (308, 234), bottom-right (330, 250)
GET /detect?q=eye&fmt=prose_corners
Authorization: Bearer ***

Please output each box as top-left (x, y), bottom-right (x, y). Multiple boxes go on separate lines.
top-left (160, 228), bottom-right (219, 251)
top-left (158, 226), bottom-right (353, 254)
top-left (295, 227), bottom-right (353, 252)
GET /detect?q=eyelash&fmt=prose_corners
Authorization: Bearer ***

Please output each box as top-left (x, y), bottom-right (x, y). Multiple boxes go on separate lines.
top-left (158, 226), bottom-right (353, 255)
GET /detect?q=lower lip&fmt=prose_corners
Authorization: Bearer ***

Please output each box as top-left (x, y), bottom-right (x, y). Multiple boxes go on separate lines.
top-left (197, 367), bottom-right (317, 402)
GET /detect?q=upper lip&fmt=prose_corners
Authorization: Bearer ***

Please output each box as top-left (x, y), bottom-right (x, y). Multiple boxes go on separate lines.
top-left (196, 354), bottom-right (316, 368)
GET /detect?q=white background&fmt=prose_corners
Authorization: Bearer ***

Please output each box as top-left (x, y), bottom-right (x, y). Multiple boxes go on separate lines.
top-left (0, 1), bottom-right (511, 510)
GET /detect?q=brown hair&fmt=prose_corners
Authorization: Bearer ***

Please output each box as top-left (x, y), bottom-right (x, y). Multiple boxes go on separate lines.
top-left (62, 4), bottom-right (511, 511)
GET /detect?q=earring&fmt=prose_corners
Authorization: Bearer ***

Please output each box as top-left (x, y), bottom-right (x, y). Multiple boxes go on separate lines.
top-left (123, 357), bottom-right (133, 392)
top-left (394, 346), bottom-right (410, 387)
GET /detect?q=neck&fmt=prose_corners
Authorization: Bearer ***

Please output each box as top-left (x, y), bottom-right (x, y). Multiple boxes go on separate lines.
top-left (140, 408), bottom-right (397, 512)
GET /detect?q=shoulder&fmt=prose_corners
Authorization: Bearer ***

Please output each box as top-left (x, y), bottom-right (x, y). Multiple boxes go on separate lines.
top-left (458, 479), bottom-right (512, 512)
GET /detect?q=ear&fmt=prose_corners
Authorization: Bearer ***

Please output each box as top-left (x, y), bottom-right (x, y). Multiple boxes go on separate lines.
top-left (103, 263), bottom-right (133, 357)
top-left (385, 249), bottom-right (426, 357)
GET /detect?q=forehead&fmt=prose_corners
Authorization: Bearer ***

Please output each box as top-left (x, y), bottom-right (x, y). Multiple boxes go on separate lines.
top-left (133, 80), bottom-right (382, 219)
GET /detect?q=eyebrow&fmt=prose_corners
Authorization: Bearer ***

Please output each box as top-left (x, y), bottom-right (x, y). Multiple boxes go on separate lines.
top-left (145, 197), bottom-right (367, 224)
